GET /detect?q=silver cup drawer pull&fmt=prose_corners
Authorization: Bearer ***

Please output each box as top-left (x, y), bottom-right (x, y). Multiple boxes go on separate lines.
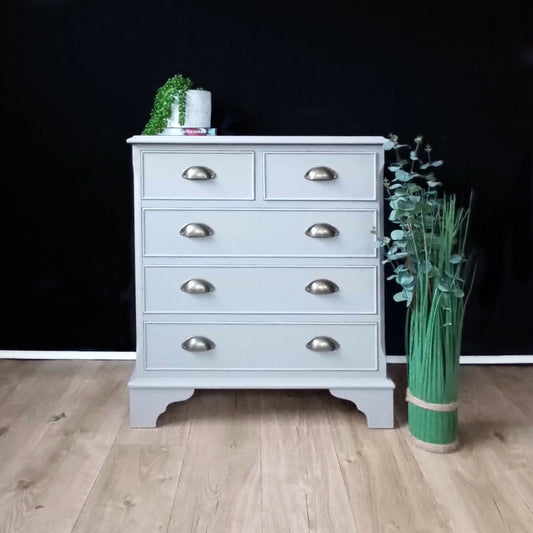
top-left (306, 336), bottom-right (340, 352)
top-left (181, 166), bottom-right (216, 180)
top-left (181, 336), bottom-right (216, 352)
top-left (179, 223), bottom-right (214, 238)
top-left (305, 223), bottom-right (339, 238)
top-left (305, 279), bottom-right (339, 294)
top-left (180, 279), bottom-right (215, 294)
top-left (304, 166), bottom-right (338, 181)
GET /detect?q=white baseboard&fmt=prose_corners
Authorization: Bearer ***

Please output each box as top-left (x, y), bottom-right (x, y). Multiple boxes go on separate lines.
top-left (0, 351), bottom-right (531, 364)
top-left (387, 355), bottom-right (533, 364)
top-left (0, 351), bottom-right (136, 360)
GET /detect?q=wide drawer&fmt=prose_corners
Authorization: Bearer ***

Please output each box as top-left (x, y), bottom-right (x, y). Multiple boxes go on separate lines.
top-left (144, 322), bottom-right (378, 371)
top-left (263, 151), bottom-right (376, 201)
top-left (142, 150), bottom-right (255, 199)
top-left (144, 266), bottom-right (377, 314)
top-left (143, 208), bottom-right (377, 257)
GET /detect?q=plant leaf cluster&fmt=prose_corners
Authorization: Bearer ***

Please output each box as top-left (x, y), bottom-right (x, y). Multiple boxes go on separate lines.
top-left (377, 134), bottom-right (472, 311)
top-left (142, 74), bottom-right (194, 135)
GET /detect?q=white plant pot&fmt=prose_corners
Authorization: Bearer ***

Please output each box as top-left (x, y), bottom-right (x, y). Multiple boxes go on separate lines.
top-left (166, 89), bottom-right (211, 129)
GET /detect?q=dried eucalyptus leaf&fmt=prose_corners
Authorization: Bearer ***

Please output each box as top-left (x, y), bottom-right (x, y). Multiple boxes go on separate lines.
top-left (395, 170), bottom-right (411, 182)
top-left (418, 260), bottom-right (432, 274)
top-left (387, 252), bottom-right (408, 260)
top-left (437, 278), bottom-right (453, 292)
top-left (393, 291), bottom-right (407, 302)
top-left (398, 274), bottom-right (415, 287)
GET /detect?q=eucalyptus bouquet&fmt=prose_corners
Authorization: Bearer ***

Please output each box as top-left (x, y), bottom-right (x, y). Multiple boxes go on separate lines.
top-left (378, 133), bottom-right (473, 451)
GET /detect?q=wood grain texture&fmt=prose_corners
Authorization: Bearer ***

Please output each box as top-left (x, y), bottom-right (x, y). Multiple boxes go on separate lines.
top-left (1, 360), bottom-right (532, 533)
top-left (72, 398), bottom-right (194, 532)
top-left (260, 390), bottom-right (357, 533)
top-left (0, 361), bottom-right (130, 533)
top-left (0, 359), bottom-right (39, 404)
top-left (326, 391), bottom-right (451, 532)
top-left (167, 390), bottom-right (262, 533)
top-left (0, 361), bottom-right (90, 489)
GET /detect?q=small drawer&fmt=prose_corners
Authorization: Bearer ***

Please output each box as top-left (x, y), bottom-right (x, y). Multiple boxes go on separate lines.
top-left (142, 150), bottom-right (255, 199)
top-left (144, 266), bottom-right (377, 315)
top-left (263, 151), bottom-right (376, 201)
top-left (143, 208), bottom-right (377, 258)
top-left (144, 322), bottom-right (378, 371)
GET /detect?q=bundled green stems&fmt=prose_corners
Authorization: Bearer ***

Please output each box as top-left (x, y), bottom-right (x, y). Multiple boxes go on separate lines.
top-left (378, 134), bottom-right (472, 448)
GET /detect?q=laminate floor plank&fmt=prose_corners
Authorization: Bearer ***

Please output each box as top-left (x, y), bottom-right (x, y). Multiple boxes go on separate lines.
top-left (260, 390), bottom-right (357, 533)
top-left (0, 362), bottom-right (131, 533)
top-left (0, 360), bottom-right (40, 404)
top-left (325, 391), bottom-right (452, 533)
top-left (480, 365), bottom-right (533, 418)
top-left (72, 397), bottom-right (194, 533)
top-left (459, 366), bottom-right (533, 528)
top-left (0, 361), bottom-right (93, 488)
top-left (167, 390), bottom-right (262, 533)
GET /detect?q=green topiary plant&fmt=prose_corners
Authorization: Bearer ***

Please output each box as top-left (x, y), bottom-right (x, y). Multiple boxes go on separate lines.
top-left (142, 74), bottom-right (195, 135)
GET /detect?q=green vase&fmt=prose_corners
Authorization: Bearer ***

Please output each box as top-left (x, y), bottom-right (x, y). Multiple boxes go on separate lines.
top-left (406, 313), bottom-right (461, 452)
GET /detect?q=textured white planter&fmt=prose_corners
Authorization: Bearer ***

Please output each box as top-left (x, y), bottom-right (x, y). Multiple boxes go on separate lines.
top-left (166, 89), bottom-right (211, 129)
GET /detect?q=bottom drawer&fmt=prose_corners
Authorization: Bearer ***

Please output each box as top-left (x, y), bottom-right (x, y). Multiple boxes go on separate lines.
top-left (144, 322), bottom-right (378, 371)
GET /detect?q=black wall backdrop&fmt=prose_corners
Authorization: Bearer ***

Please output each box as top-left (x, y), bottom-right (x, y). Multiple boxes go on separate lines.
top-left (1, 0), bottom-right (531, 354)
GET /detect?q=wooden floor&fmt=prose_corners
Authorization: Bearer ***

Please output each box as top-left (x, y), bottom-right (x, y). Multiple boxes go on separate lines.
top-left (0, 361), bottom-right (532, 533)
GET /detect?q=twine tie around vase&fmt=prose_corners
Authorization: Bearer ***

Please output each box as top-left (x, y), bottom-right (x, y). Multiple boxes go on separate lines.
top-left (405, 388), bottom-right (459, 452)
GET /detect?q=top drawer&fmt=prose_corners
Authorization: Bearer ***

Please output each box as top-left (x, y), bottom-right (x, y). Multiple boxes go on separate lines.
top-left (142, 151), bottom-right (255, 200)
top-left (263, 151), bottom-right (376, 201)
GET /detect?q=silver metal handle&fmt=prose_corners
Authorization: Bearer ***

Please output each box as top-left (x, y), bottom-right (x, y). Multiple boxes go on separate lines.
top-left (180, 279), bottom-right (215, 294)
top-left (182, 166), bottom-right (216, 180)
top-left (305, 279), bottom-right (339, 294)
top-left (305, 223), bottom-right (339, 238)
top-left (181, 336), bottom-right (216, 352)
top-left (306, 336), bottom-right (340, 352)
top-left (304, 166), bottom-right (338, 181)
top-left (179, 223), bottom-right (214, 238)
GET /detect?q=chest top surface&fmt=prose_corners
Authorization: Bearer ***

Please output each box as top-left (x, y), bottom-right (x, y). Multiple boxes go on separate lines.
top-left (127, 135), bottom-right (387, 145)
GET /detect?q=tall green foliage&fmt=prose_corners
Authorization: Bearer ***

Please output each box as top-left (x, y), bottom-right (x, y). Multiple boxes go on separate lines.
top-left (378, 134), bottom-right (473, 446)
top-left (142, 74), bottom-right (194, 135)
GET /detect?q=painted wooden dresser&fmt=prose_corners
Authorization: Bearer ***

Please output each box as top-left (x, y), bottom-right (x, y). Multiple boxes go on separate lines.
top-left (127, 136), bottom-right (394, 428)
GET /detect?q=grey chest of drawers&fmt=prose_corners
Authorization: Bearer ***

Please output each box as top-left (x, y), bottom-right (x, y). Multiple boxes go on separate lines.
top-left (127, 136), bottom-right (394, 428)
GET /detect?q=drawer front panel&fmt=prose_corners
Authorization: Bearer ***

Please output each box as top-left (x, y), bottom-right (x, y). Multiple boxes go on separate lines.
top-left (142, 151), bottom-right (255, 199)
top-left (144, 266), bottom-right (377, 314)
top-left (145, 322), bottom-right (378, 371)
top-left (264, 151), bottom-right (376, 201)
top-left (143, 209), bottom-right (377, 257)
